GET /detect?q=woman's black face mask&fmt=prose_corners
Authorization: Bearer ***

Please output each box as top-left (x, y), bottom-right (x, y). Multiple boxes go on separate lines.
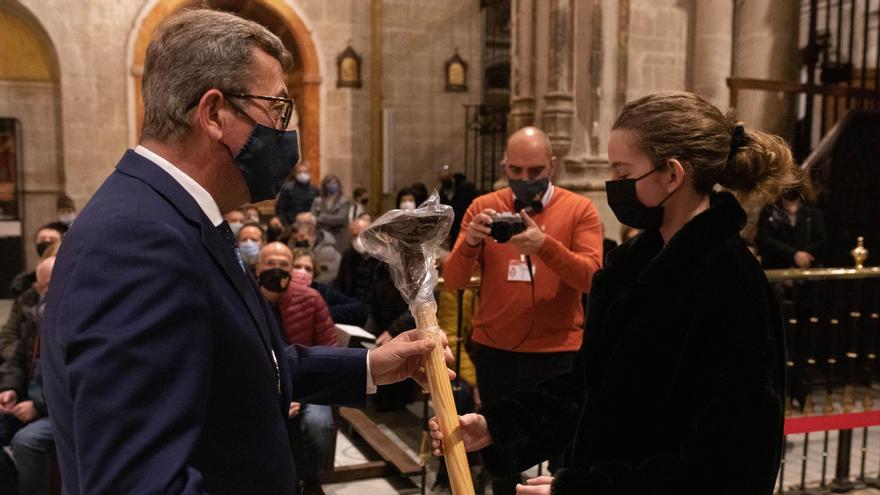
top-left (605, 167), bottom-right (674, 230)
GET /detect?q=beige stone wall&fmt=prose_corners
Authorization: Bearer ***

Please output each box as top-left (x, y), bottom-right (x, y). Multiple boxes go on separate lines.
top-left (0, 80), bottom-right (62, 269)
top-left (295, 0), bottom-right (481, 198)
top-left (8, 0), bottom-right (482, 213)
top-left (626, 0), bottom-right (691, 101)
top-left (15, 0), bottom-right (141, 213)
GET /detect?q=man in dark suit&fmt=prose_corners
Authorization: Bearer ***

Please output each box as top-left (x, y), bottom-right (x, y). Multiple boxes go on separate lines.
top-left (41, 9), bottom-right (447, 494)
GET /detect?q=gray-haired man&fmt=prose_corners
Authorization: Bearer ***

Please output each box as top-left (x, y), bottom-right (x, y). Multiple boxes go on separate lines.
top-left (42, 9), bottom-right (450, 494)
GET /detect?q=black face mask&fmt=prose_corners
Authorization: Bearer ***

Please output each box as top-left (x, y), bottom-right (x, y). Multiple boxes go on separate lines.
top-left (36, 241), bottom-right (52, 257)
top-left (509, 177), bottom-right (549, 213)
top-left (293, 239), bottom-right (311, 249)
top-left (232, 124), bottom-right (300, 202)
top-left (258, 268), bottom-right (291, 293)
top-left (605, 167), bottom-right (674, 230)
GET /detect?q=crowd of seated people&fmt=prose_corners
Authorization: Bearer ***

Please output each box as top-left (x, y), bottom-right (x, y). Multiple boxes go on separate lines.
top-left (0, 168), bottom-right (489, 493)
top-left (1, 197), bottom-right (74, 495)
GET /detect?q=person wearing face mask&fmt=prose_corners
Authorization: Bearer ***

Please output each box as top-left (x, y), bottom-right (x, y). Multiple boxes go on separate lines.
top-left (8, 225), bottom-right (65, 301)
top-left (396, 187), bottom-right (418, 211)
top-left (334, 218), bottom-right (379, 312)
top-left (290, 212), bottom-right (341, 284)
top-left (242, 205), bottom-right (261, 225)
top-left (276, 163), bottom-right (319, 226)
top-left (431, 91), bottom-right (792, 495)
top-left (0, 257), bottom-right (56, 495)
top-left (310, 174), bottom-right (354, 254)
top-left (236, 221), bottom-right (265, 272)
top-left (56, 195), bottom-right (77, 227)
top-left (442, 126), bottom-right (604, 494)
top-left (292, 250), bottom-right (366, 327)
top-left (223, 209), bottom-right (247, 238)
top-left (38, 10), bottom-right (451, 495)
top-left (256, 243), bottom-right (337, 495)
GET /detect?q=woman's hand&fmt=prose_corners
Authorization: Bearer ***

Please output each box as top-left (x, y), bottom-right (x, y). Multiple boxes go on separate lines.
top-left (516, 476), bottom-right (553, 494)
top-left (428, 413), bottom-right (492, 455)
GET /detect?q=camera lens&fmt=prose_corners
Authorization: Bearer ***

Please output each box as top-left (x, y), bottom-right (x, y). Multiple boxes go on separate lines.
top-left (491, 222), bottom-right (514, 243)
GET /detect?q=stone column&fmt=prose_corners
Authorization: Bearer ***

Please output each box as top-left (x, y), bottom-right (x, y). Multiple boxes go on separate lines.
top-left (541, 0), bottom-right (575, 160)
top-left (690, 0), bottom-right (734, 110)
top-left (734, 0), bottom-right (800, 136)
top-left (509, 0), bottom-right (536, 132)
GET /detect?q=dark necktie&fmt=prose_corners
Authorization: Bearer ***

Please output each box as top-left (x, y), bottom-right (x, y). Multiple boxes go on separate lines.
top-left (218, 221), bottom-right (281, 393)
top-left (217, 221), bottom-right (247, 273)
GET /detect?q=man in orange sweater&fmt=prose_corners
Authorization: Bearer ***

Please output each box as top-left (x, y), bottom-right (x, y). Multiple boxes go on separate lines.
top-left (442, 126), bottom-right (603, 494)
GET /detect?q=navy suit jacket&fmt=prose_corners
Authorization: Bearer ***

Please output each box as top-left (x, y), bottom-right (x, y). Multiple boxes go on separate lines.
top-left (42, 150), bottom-right (368, 494)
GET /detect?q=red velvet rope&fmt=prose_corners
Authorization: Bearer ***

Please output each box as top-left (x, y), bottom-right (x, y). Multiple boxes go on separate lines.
top-left (784, 410), bottom-right (880, 435)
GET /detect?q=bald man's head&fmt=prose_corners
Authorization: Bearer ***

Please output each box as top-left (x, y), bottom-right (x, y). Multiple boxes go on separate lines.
top-left (503, 126), bottom-right (555, 181)
top-left (256, 242), bottom-right (293, 275)
top-left (35, 256), bottom-right (56, 297)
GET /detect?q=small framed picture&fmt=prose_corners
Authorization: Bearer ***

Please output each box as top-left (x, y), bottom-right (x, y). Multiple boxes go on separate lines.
top-left (445, 52), bottom-right (467, 92)
top-left (337, 46), bottom-right (362, 89)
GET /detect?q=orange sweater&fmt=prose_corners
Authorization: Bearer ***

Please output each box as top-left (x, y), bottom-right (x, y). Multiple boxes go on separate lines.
top-left (443, 187), bottom-right (603, 353)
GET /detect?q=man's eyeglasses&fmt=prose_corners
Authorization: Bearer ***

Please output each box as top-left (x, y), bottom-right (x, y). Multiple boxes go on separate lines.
top-left (224, 93), bottom-right (295, 130)
top-left (187, 92), bottom-right (296, 130)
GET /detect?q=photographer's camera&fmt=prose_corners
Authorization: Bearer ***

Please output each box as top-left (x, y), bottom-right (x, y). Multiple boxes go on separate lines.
top-left (489, 212), bottom-right (525, 243)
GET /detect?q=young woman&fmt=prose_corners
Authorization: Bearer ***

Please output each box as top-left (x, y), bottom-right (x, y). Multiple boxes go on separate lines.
top-left (430, 91), bottom-right (797, 494)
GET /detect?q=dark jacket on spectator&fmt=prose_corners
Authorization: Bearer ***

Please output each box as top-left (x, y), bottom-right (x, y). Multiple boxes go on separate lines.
top-left (441, 173), bottom-right (478, 248)
top-left (0, 294), bottom-right (46, 418)
top-left (7, 271), bottom-right (35, 300)
top-left (756, 202), bottom-right (826, 269)
top-left (279, 283), bottom-right (338, 347)
top-left (334, 248), bottom-right (378, 307)
top-left (365, 263), bottom-right (414, 338)
top-left (0, 287), bottom-right (39, 363)
top-left (276, 180), bottom-right (319, 225)
top-left (478, 192), bottom-right (785, 494)
top-left (312, 282), bottom-right (367, 327)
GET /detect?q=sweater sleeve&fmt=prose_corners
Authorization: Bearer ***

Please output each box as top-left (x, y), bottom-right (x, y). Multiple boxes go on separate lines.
top-left (535, 199), bottom-right (603, 293)
top-left (442, 201), bottom-right (482, 290)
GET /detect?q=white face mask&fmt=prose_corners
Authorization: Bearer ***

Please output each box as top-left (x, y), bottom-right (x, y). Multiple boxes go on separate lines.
top-left (59, 212), bottom-right (77, 226)
top-left (295, 172), bottom-right (310, 185)
top-left (399, 201), bottom-right (416, 210)
top-left (237, 239), bottom-right (261, 265)
top-left (229, 222), bottom-right (243, 237)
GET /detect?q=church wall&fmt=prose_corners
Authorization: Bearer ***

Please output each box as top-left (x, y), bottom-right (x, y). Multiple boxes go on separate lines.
top-left (10, 0), bottom-right (482, 213)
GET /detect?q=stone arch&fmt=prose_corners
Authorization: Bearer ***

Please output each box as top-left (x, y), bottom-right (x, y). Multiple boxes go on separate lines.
top-left (128, 0), bottom-right (322, 180)
top-left (0, 1), bottom-right (64, 274)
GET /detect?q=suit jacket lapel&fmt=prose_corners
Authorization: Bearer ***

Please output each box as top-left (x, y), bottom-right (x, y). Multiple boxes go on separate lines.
top-left (116, 150), bottom-right (275, 356)
top-left (198, 215), bottom-right (275, 353)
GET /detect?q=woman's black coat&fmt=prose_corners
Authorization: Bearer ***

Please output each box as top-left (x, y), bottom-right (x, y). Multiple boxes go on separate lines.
top-left (479, 192), bottom-right (785, 494)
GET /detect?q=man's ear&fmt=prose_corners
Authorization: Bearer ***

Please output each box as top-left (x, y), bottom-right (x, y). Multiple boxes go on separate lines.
top-left (195, 89), bottom-right (226, 142)
top-left (666, 158), bottom-right (687, 194)
top-left (549, 155), bottom-right (557, 179)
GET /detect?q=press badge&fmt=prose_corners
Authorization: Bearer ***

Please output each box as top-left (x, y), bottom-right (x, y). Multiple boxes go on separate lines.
top-left (507, 257), bottom-right (535, 282)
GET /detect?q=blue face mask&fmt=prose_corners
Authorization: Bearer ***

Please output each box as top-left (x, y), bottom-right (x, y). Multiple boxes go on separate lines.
top-left (238, 239), bottom-right (261, 265)
top-left (233, 124), bottom-right (300, 202)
